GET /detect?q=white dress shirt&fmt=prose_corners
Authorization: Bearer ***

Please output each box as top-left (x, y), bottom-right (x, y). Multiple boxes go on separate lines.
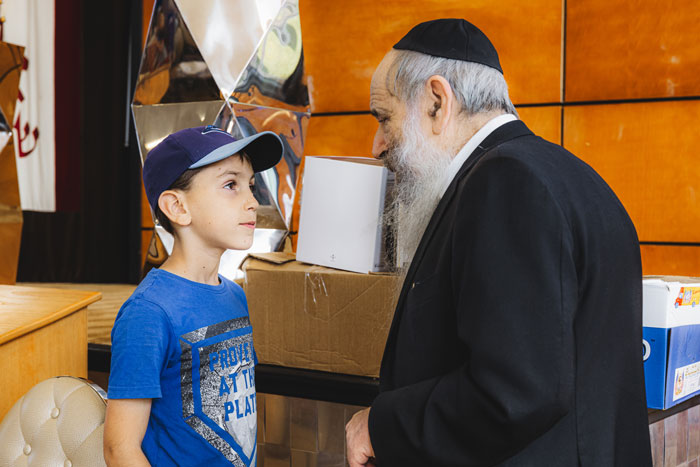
top-left (439, 113), bottom-right (518, 198)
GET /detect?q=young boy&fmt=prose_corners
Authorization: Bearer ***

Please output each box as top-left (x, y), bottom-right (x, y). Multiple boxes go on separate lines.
top-left (104, 125), bottom-right (283, 466)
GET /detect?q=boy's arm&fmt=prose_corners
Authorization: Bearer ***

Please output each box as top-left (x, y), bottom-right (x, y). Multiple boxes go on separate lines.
top-left (104, 398), bottom-right (152, 466)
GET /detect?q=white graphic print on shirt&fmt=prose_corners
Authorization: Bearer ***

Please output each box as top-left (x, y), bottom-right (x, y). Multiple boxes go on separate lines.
top-left (180, 316), bottom-right (257, 466)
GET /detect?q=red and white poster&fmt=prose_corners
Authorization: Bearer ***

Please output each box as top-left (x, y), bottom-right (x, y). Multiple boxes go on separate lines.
top-left (4, 0), bottom-right (56, 212)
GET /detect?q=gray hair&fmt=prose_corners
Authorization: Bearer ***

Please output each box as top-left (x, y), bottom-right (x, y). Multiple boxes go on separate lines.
top-left (386, 49), bottom-right (518, 117)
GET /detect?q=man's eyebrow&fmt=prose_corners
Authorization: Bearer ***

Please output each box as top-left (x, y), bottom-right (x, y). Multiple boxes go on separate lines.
top-left (370, 108), bottom-right (390, 118)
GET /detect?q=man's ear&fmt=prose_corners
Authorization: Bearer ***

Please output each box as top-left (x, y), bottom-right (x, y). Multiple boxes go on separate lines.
top-left (158, 190), bottom-right (191, 228)
top-left (425, 75), bottom-right (454, 135)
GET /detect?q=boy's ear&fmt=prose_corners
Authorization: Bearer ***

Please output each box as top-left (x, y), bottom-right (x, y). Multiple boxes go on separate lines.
top-left (158, 190), bottom-right (191, 228)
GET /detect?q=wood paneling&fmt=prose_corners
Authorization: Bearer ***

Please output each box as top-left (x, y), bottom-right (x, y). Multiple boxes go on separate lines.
top-left (517, 106), bottom-right (561, 145)
top-left (300, 0), bottom-right (562, 112)
top-left (0, 285), bottom-right (100, 419)
top-left (0, 142), bottom-right (20, 208)
top-left (0, 220), bottom-right (22, 285)
top-left (141, 176), bottom-right (154, 229)
top-left (303, 114), bottom-right (377, 157)
top-left (302, 108), bottom-right (560, 158)
top-left (641, 245), bottom-right (700, 277)
top-left (566, 0), bottom-right (700, 102)
top-left (0, 139), bottom-right (22, 285)
top-left (0, 310), bottom-right (87, 420)
top-left (563, 101), bottom-right (700, 243)
top-left (141, 229), bottom-right (153, 269)
top-left (292, 108), bottom-right (562, 248)
top-left (0, 285), bottom-right (101, 344)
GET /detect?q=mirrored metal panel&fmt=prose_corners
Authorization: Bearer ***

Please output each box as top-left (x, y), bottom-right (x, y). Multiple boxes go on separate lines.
top-left (215, 102), bottom-right (308, 227)
top-left (132, 100), bottom-right (226, 165)
top-left (134, 0), bottom-right (310, 278)
top-left (230, 0), bottom-right (309, 113)
top-left (174, 0), bottom-right (284, 99)
top-left (134, 0), bottom-right (220, 105)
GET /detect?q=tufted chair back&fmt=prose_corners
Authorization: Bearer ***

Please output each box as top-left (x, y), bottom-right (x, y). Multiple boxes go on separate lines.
top-left (0, 376), bottom-right (107, 467)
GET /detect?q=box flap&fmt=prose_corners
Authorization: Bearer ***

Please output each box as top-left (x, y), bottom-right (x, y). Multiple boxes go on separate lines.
top-left (244, 252), bottom-right (296, 265)
top-left (306, 155), bottom-right (384, 167)
top-left (644, 275), bottom-right (700, 284)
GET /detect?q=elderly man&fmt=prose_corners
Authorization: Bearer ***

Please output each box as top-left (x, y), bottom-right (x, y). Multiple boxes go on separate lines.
top-left (345, 19), bottom-right (652, 466)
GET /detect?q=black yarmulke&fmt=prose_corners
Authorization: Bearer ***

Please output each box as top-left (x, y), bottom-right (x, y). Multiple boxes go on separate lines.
top-left (393, 19), bottom-right (503, 74)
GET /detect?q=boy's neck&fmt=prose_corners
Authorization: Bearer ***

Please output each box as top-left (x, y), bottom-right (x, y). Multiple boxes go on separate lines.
top-left (159, 235), bottom-right (223, 286)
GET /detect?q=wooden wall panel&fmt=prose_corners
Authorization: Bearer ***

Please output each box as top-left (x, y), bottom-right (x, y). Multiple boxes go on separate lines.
top-left (563, 101), bottom-right (700, 243)
top-left (299, 0), bottom-right (562, 112)
top-left (141, 230), bottom-right (154, 268)
top-left (0, 310), bottom-right (87, 420)
top-left (303, 114), bottom-right (377, 157)
top-left (302, 108), bottom-right (561, 158)
top-left (292, 107), bottom-right (560, 248)
top-left (141, 174), bottom-right (154, 228)
top-left (517, 106), bottom-right (561, 145)
top-left (0, 221), bottom-right (22, 285)
top-left (0, 141), bottom-right (21, 285)
top-left (566, 0), bottom-right (700, 102)
top-left (641, 245), bottom-right (700, 277)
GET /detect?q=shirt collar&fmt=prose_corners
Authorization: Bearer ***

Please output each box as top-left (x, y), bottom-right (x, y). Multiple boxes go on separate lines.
top-left (439, 113), bottom-right (518, 198)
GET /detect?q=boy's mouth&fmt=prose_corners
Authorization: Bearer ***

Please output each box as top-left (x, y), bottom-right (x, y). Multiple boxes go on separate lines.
top-left (241, 221), bottom-right (256, 229)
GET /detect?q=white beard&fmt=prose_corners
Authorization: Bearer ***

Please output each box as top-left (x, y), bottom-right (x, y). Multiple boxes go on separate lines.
top-left (383, 109), bottom-right (454, 279)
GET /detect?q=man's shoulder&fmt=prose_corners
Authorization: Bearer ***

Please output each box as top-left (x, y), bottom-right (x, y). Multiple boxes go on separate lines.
top-left (475, 132), bottom-right (601, 189)
top-left (487, 132), bottom-right (575, 166)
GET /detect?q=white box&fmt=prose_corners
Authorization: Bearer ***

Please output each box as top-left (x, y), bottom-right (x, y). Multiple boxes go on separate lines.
top-left (296, 156), bottom-right (394, 274)
top-left (643, 276), bottom-right (700, 409)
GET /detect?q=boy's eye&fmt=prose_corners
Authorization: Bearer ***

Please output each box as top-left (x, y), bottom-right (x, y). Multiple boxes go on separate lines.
top-left (224, 181), bottom-right (237, 190)
top-left (250, 184), bottom-right (256, 194)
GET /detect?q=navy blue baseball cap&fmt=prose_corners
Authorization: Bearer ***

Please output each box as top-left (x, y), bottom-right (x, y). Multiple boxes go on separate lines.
top-left (143, 125), bottom-right (284, 211)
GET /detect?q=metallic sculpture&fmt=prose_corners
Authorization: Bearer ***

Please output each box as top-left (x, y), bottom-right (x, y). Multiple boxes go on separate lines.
top-left (133, 0), bottom-right (310, 279)
top-left (0, 42), bottom-right (24, 284)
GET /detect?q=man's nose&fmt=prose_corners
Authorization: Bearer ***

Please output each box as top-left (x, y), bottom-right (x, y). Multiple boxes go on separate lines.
top-left (372, 127), bottom-right (386, 159)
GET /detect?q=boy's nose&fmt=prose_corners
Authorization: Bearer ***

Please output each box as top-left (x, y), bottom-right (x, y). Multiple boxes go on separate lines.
top-left (247, 192), bottom-right (259, 211)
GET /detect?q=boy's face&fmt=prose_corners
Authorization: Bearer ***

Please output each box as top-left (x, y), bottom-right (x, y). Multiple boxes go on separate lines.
top-left (183, 155), bottom-right (258, 251)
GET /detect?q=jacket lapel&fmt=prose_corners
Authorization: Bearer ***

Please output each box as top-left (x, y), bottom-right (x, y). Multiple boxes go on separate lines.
top-left (380, 120), bottom-right (534, 385)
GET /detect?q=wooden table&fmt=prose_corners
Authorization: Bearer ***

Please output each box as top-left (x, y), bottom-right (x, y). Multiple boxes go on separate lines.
top-left (0, 285), bottom-right (101, 420)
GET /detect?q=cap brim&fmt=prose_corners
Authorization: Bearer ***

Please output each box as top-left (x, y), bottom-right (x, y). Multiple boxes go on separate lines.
top-left (188, 131), bottom-right (284, 172)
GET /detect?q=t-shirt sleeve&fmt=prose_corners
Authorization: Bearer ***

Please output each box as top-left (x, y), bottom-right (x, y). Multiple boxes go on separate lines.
top-left (108, 297), bottom-right (172, 399)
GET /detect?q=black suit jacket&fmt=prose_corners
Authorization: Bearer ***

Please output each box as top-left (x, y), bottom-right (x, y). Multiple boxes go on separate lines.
top-left (368, 121), bottom-right (652, 466)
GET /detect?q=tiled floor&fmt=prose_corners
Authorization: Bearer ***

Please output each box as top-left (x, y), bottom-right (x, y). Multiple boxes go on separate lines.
top-left (650, 405), bottom-right (700, 467)
top-left (257, 393), bottom-right (365, 467)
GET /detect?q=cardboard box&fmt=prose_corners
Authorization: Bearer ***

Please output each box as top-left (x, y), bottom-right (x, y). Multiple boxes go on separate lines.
top-left (643, 276), bottom-right (700, 409)
top-left (242, 252), bottom-right (400, 377)
top-left (296, 156), bottom-right (394, 274)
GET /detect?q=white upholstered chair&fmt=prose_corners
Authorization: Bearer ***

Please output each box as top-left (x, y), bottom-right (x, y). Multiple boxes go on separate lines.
top-left (0, 376), bottom-right (107, 467)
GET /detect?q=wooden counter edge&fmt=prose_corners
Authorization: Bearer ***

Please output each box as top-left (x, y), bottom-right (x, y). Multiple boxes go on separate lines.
top-left (0, 287), bottom-right (102, 346)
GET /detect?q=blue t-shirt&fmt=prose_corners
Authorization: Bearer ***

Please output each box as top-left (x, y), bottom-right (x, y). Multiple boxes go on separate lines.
top-left (109, 268), bottom-right (258, 466)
